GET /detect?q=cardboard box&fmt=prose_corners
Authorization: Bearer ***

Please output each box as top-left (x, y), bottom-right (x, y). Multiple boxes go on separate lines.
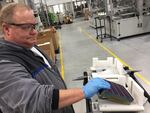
top-left (53, 31), bottom-right (59, 52)
top-left (37, 30), bottom-right (52, 44)
top-left (37, 29), bottom-right (56, 62)
top-left (83, 8), bottom-right (91, 20)
top-left (38, 44), bottom-right (51, 59)
top-left (49, 27), bottom-right (60, 53)
top-left (38, 42), bottom-right (55, 63)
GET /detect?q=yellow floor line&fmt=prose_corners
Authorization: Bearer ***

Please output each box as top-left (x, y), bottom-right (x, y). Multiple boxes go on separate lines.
top-left (58, 33), bottom-right (65, 80)
top-left (80, 27), bottom-right (150, 86)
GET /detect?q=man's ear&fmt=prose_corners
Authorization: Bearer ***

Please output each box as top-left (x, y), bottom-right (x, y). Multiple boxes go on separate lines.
top-left (2, 23), bottom-right (10, 35)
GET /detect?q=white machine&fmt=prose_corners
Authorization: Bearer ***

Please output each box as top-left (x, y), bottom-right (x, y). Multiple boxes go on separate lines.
top-left (89, 0), bottom-right (150, 40)
top-left (104, 0), bottom-right (150, 40)
top-left (89, 57), bottom-right (148, 113)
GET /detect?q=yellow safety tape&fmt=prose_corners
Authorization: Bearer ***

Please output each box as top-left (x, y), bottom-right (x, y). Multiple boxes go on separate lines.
top-left (58, 32), bottom-right (65, 80)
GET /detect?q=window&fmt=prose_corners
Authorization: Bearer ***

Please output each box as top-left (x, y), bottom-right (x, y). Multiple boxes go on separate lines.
top-left (53, 5), bottom-right (59, 13)
top-left (53, 4), bottom-right (64, 14)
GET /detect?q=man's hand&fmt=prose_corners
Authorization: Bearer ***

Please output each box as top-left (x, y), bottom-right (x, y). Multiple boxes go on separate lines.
top-left (82, 78), bottom-right (110, 99)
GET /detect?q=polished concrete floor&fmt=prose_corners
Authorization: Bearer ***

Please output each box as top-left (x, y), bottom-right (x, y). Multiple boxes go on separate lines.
top-left (58, 18), bottom-right (150, 113)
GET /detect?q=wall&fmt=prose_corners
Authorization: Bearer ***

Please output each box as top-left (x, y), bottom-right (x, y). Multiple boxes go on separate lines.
top-left (34, 0), bottom-right (72, 6)
top-left (14, 0), bottom-right (26, 4)
top-left (46, 0), bottom-right (72, 6)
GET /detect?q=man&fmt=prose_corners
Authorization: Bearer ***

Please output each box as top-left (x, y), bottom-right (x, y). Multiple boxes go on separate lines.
top-left (0, 3), bottom-right (110, 113)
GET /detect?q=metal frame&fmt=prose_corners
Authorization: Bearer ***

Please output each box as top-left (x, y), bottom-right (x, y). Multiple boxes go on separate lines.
top-left (94, 15), bottom-right (113, 42)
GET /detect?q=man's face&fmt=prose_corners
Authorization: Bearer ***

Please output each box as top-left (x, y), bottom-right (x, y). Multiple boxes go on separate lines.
top-left (3, 7), bottom-right (38, 48)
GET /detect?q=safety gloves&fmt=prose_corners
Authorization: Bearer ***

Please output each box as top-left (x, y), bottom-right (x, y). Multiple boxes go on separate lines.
top-left (82, 78), bottom-right (111, 99)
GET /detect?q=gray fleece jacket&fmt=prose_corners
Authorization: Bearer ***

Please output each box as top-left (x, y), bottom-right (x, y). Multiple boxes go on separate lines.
top-left (0, 39), bottom-right (74, 113)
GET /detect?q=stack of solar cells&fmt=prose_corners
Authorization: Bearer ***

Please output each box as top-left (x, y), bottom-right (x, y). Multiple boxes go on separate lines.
top-left (99, 81), bottom-right (134, 105)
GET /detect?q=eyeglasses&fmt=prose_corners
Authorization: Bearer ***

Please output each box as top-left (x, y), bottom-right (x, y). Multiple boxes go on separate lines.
top-left (7, 23), bottom-right (38, 31)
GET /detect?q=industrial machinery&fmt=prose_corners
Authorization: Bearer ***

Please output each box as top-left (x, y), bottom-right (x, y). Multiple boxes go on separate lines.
top-left (104, 0), bottom-right (150, 40)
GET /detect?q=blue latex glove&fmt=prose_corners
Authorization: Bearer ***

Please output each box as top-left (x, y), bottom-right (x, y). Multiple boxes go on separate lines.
top-left (82, 78), bottom-right (111, 99)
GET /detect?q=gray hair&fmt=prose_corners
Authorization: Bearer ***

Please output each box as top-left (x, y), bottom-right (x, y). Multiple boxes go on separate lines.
top-left (0, 3), bottom-right (32, 31)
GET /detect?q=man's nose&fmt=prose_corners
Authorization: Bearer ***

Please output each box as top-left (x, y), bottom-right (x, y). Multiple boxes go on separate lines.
top-left (30, 29), bottom-right (38, 35)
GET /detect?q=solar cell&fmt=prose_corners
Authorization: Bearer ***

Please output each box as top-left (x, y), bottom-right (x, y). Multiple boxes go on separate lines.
top-left (99, 81), bottom-right (134, 105)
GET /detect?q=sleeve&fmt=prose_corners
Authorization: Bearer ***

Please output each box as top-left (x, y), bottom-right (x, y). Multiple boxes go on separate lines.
top-left (0, 60), bottom-right (54, 113)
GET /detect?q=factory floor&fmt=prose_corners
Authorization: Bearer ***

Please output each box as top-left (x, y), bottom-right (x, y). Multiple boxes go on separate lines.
top-left (57, 18), bottom-right (150, 113)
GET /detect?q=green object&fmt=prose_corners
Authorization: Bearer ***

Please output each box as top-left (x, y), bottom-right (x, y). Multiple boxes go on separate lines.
top-left (48, 12), bottom-right (56, 25)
